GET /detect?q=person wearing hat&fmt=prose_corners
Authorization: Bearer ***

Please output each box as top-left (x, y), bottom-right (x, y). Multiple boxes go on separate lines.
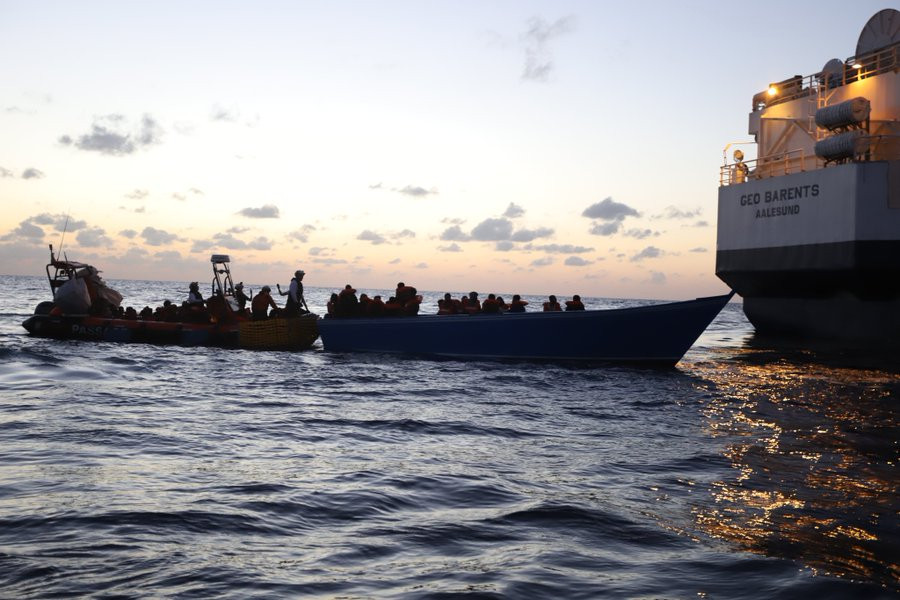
top-left (234, 281), bottom-right (250, 312)
top-left (251, 285), bottom-right (279, 320)
top-left (277, 269), bottom-right (308, 316)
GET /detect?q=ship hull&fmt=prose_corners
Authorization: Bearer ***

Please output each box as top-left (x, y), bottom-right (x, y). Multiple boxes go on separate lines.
top-left (716, 161), bottom-right (900, 341)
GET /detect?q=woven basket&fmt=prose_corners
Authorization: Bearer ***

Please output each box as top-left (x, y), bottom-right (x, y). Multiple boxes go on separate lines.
top-left (238, 314), bottom-right (319, 349)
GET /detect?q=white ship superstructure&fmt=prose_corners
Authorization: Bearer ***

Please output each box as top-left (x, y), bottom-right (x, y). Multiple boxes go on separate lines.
top-left (716, 9), bottom-right (900, 341)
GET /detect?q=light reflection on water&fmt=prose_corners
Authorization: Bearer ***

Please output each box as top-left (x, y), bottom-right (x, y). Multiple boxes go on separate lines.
top-left (688, 342), bottom-right (899, 587)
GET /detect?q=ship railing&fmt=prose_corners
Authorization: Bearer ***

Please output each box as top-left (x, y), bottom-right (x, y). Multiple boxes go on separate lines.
top-left (753, 42), bottom-right (899, 111)
top-left (720, 136), bottom-right (900, 186)
top-left (720, 148), bottom-right (815, 186)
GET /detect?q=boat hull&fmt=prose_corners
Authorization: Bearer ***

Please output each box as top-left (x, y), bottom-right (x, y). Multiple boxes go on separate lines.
top-left (317, 294), bottom-right (732, 366)
top-left (716, 162), bottom-right (900, 341)
top-left (22, 313), bottom-right (319, 350)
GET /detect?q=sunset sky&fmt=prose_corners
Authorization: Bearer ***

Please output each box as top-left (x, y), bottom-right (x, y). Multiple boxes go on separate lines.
top-left (0, 1), bottom-right (887, 298)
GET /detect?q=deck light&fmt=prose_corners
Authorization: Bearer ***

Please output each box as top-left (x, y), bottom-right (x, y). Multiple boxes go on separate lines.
top-left (852, 61), bottom-right (862, 69)
top-left (767, 86), bottom-right (777, 96)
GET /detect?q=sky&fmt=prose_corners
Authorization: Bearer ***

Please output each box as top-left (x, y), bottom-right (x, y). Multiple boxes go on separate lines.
top-left (0, 1), bottom-right (890, 299)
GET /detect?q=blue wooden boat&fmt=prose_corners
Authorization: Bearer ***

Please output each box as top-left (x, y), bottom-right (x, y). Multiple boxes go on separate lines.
top-left (318, 292), bottom-right (733, 366)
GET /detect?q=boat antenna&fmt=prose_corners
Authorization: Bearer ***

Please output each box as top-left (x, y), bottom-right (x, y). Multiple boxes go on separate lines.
top-left (57, 212), bottom-right (71, 258)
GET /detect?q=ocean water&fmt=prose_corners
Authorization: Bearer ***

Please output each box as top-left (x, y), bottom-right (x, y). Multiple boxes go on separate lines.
top-left (0, 275), bottom-right (897, 599)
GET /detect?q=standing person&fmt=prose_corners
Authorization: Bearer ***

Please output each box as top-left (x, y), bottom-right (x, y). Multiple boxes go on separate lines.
top-left (277, 270), bottom-right (308, 316)
top-left (252, 285), bottom-right (279, 319)
top-left (234, 282), bottom-right (250, 312)
top-left (186, 282), bottom-right (204, 306)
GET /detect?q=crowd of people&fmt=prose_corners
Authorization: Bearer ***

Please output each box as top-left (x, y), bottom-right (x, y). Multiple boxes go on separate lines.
top-left (90, 268), bottom-right (588, 323)
top-left (324, 283), bottom-right (587, 318)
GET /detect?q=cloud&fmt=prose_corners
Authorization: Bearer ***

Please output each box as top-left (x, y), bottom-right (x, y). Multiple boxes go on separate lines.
top-left (125, 189), bottom-right (148, 200)
top-left (654, 206), bottom-right (702, 220)
top-left (357, 230), bottom-right (387, 244)
top-left (153, 250), bottom-right (183, 261)
top-left (141, 226), bottom-right (181, 246)
top-left (21, 168), bottom-right (44, 179)
top-left (440, 225), bottom-right (470, 241)
top-left (623, 228), bottom-right (660, 239)
top-left (414, 262), bottom-right (428, 269)
top-left (389, 258), bottom-right (401, 264)
top-left (0, 166), bottom-right (13, 178)
top-left (689, 247), bottom-right (708, 253)
top-left (589, 221), bottom-right (622, 236)
top-left (119, 229), bottom-right (137, 239)
top-left (441, 217), bottom-right (466, 225)
top-left (76, 226), bottom-right (111, 247)
top-left (525, 243), bottom-right (593, 254)
top-left (503, 202), bottom-right (525, 218)
top-left (631, 246), bottom-right (664, 261)
top-left (438, 243), bottom-right (462, 252)
top-left (188, 187), bottom-right (204, 196)
top-left (369, 182), bottom-right (383, 190)
top-left (192, 232), bottom-right (272, 252)
top-left (564, 256), bottom-right (592, 266)
top-left (312, 257), bottom-right (348, 266)
top-left (471, 218), bottom-right (514, 241)
top-left (399, 185), bottom-right (436, 197)
top-left (531, 256), bottom-right (554, 267)
top-left (693, 220), bottom-right (709, 228)
top-left (510, 226), bottom-right (553, 242)
top-left (582, 197), bottom-right (639, 221)
top-left (496, 241), bottom-right (515, 251)
top-left (521, 15), bottom-right (575, 82)
top-left (647, 271), bottom-right (667, 284)
top-left (210, 104), bottom-right (240, 122)
top-left (59, 113), bottom-right (163, 156)
top-left (393, 229), bottom-right (416, 239)
top-left (289, 224), bottom-right (316, 243)
top-left (0, 219), bottom-right (45, 243)
top-left (308, 246), bottom-right (331, 256)
top-left (31, 213), bottom-right (86, 232)
top-left (238, 204), bottom-right (280, 218)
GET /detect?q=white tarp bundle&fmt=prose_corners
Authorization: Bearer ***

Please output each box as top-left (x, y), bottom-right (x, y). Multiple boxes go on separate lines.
top-left (54, 277), bottom-right (92, 314)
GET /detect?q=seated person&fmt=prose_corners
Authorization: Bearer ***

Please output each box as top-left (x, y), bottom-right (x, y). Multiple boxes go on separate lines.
top-left (481, 293), bottom-right (501, 314)
top-left (508, 294), bottom-right (528, 313)
top-left (542, 295), bottom-right (562, 312)
top-left (565, 294), bottom-right (586, 311)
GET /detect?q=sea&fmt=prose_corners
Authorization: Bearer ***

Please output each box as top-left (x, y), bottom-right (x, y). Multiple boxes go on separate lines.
top-left (0, 275), bottom-right (897, 599)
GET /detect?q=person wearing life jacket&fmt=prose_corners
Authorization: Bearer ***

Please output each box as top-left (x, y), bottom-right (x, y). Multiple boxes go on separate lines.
top-left (508, 294), bottom-right (528, 313)
top-left (396, 282), bottom-right (417, 305)
top-left (277, 270), bottom-right (308, 317)
top-left (438, 292), bottom-right (458, 315)
top-left (384, 296), bottom-right (404, 316)
top-left (234, 282), bottom-right (250, 312)
top-left (338, 284), bottom-right (359, 317)
top-left (565, 294), bottom-right (586, 311)
top-left (251, 285), bottom-right (279, 319)
top-left (481, 293), bottom-right (501, 314)
top-left (186, 282), bottom-right (204, 306)
top-left (465, 291), bottom-right (481, 314)
top-left (368, 295), bottom-right (385, 317)
top-left (326, 293), bottom-right (338, 316)
top-left (496, 296), bottom-right (508, 312)
top-left (543, 295), bottom-right (562, 311)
